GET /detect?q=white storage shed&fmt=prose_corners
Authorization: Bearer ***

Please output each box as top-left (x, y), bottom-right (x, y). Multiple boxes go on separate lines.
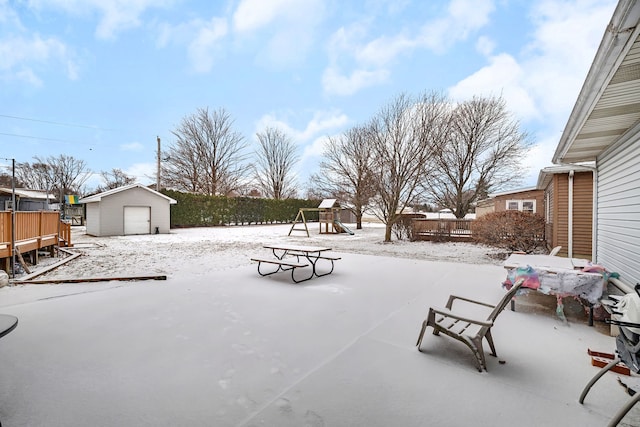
top-left (79, 184), bottom-right (177, 237)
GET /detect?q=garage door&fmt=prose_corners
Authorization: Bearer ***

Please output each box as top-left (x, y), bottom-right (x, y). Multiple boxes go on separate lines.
top-left (124, 206), bottom-right (151, 235)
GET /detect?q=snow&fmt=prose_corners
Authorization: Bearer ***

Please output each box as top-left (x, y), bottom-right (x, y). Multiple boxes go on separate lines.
top-left (0, 223), bottom-right (637, 426)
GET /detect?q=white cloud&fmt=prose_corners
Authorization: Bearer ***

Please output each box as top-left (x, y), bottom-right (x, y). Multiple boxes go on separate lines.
top-left (448, 0), bottom-right (617, 184)
top-left (26, 0), bottom-right (174, 40)
top-left (232, 0), bottom-right (313, 33)
top-left (232, 0), bottom-right (325, 68)
top-left (187, 17), bottom-right (228, 73)
top-left (450, 0), bottom-right (617, 125)
top-left (120, 142), bottom-right (144, 152)
top-left (475, 36), bottom-right (494, 56)
top-left (0, 33), bottom-right (76, 84)
top-left (255, 109), bottom-right (349, 144)
top-left (449, 53), bottom-right (539, 121)
top-left (322, 66), bottom-right (389, 96)
top-left (322, 0), bottom-right (496, 96)
top-left (155, 16), bottom-right (228, 73)
top-left (419, 0), bottom-right (495, 52)
top-left (126, 162), bottom-right (156, 184)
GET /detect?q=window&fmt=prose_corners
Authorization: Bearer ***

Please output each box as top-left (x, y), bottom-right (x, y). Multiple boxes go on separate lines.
top-left (506, 200), bottom-right (536, 213)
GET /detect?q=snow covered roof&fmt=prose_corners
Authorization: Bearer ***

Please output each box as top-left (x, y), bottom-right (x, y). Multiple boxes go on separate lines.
top-left (79, 184), bottom-right (177, 204)
top-left (486, 186), bottom-right (539, 198)
top-left (0, 187), bottom-right (56, 200)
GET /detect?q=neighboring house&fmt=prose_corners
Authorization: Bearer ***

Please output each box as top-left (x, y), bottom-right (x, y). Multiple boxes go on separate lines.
top-left (79, 184), bottom-right (177, 237)
top-left (0, 188), bottom-right (56, 211)
top-left (552, 0), bottom-right (640, 287)
top-left (474, 187), bottom-right (544, 218)
top-left (537, 165), bottom-right (595, 259)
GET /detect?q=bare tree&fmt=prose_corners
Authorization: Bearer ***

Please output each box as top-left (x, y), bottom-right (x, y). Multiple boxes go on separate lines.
top-left (310, 125), bottom-right (376, 229)
top-left (253, 127), bottom-right (299, 199)
top-left (163, 107), bottom-right (249, 195)
top-left (368, 92), bottom-right (448, 242)
top-left (97, 168), bottom-right (137, 192)
top-left (426, 95), bottom-right (531, 218)
top-left (16, 155), bottom-right (91, 197)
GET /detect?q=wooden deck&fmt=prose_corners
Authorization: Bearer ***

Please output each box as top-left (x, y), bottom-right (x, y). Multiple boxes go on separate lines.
top-left (0, 211), bottom-right (72, 272)
top-left (412, 219), bottom-right (475, 242)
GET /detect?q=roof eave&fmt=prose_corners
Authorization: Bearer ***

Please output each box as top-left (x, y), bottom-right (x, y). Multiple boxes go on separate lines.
top-left (553, 0), bottom-right (640, 164)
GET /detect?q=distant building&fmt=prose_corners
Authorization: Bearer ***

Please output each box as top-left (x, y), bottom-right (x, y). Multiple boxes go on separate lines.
top-left (0, 188), bottom-right (56, 211)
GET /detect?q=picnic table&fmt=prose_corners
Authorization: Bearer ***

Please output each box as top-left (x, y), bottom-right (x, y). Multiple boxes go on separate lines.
top-left (251, 244), bottom-right (341, 283)
top-left (503, 254), bottom-right (605, 324)
top-left (0, 314), bottom-right (17, 427)
top-left (0, 314), bottom-right (17, 339)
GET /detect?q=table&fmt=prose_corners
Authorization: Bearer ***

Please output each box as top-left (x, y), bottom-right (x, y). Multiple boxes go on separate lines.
top-left (0, 314), bottom-right (17, 427)
top-left (503, 254), bottom-right (605, 324)
top-left (504, 254), bottom-right (590, 270)
top-left (0, 314), bottom-right (17, 339)
top-left (252, 244), bottom-right (340, 283)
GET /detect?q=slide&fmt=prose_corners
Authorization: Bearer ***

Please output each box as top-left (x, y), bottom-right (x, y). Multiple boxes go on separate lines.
top-left (334, 220), bottom-right (355, 235)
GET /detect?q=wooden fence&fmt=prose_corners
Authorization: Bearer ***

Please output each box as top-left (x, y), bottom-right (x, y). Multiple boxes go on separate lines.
top-left (0, 211), bottom-right (72, 270)
top-left (412, 219), bottom-right (475, 242)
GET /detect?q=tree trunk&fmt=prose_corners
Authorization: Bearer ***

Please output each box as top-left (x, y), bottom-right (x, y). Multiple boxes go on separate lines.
top-left (384, 223), bottom-right (393, 242)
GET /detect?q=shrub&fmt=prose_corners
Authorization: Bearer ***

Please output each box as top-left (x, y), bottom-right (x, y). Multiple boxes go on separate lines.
top-left (473, 210), bottom-right (545, 253)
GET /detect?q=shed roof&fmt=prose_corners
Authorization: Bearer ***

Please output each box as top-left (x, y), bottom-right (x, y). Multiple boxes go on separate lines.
top-left (553, 0), bottom-right (640, 164)
top-left (79, 184), bottom-right (177, 204)
top-left (0, 188), bottom-right (56, 200)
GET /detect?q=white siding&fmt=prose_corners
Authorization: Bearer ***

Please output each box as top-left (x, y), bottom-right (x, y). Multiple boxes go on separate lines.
top-left (597, 133), bottom-right (640, 286)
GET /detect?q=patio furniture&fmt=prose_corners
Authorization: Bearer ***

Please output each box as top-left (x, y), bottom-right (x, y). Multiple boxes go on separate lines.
top-left (416, 279), bottom-right (524, 372)
top-left (0, 314), bottom-right (17, 427)
top-left (549, 246), bottom-right (562, 256)
top-left (251, 244), bottom-right (341, 283)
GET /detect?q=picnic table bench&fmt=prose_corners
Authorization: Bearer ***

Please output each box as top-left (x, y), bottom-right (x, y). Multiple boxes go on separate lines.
top-left (251, 244), bottom-right (341, 283)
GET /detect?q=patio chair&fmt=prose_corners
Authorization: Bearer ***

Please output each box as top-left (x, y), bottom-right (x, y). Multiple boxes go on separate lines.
top-left (549, 246), bottom-right (562, 256)
top-left (415, 279), bottom-right (525, 372)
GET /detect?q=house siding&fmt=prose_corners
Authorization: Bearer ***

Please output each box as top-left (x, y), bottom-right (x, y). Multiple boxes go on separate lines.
top-left (493, 189), bottom-right (544, 214)
top-left (597, 134), bottom-right (640, 286)
top-left (572, 172), bottom-right (593, 259)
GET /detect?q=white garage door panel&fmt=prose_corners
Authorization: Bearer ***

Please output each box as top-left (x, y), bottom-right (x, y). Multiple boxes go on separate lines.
top-left (124, 206), bottom-right (151, 235)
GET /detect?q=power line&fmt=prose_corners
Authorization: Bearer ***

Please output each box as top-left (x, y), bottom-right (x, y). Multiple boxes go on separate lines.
top-left (0, 132), bottom-right (83, 144)
top-left (0, 113), bottom-right (118, 131)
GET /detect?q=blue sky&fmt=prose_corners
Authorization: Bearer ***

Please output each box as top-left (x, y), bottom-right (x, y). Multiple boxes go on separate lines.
top-left (0, 0), bottom-right (618, 193)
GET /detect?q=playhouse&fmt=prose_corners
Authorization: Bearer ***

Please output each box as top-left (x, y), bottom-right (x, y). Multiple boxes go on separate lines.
top-left (289, 199), bottom-right (354, 237)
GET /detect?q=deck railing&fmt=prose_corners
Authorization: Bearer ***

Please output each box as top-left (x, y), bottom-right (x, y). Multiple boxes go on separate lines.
top-left (0, 211), bottom-right (71, 260)
top-left (412, 218), bottom-right (476, 241)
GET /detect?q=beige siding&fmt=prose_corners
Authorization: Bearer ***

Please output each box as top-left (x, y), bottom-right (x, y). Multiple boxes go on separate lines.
top-left (572, 172), bottom-right (593, 259)
top-left (549, 172), bottom-right (593, 259)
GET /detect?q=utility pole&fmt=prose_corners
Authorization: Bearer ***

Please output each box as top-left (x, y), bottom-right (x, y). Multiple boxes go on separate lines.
top-left (156, 136), bottom-right (161, 191)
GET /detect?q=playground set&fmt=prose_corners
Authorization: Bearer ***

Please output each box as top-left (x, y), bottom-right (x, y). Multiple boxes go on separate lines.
top-left (288, 199), bottom-right (354, 237)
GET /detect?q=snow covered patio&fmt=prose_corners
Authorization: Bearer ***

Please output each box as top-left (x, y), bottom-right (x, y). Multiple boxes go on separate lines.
top-left (0, 224), bottom-right (636, 426)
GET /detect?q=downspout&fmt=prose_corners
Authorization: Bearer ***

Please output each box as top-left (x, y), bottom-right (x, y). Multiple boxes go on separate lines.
top-left (592, 166), bottom-right (598, 262)
top-left (568, 170), bottom-right (574, 258)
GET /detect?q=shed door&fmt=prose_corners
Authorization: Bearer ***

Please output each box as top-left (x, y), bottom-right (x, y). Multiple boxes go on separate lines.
top-left (124, 206), bottom-right (151, 235)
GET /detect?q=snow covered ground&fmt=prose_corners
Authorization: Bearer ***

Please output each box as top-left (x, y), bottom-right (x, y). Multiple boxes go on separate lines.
top-left (0, 223), bottom-right (637, 426)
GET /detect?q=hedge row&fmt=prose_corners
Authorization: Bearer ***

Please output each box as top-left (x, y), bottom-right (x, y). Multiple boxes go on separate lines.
top-left (162, 190), bottom-right (320, 227)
